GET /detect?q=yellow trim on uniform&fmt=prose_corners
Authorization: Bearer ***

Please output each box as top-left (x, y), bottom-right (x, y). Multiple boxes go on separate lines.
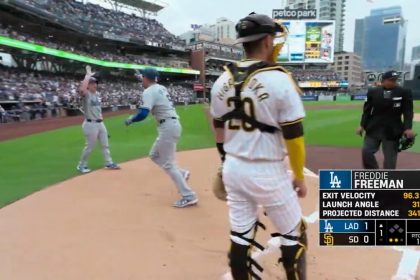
top-left (241, 65), bottom-right (285, 91)
top-left (285, 136), bottom-right (305, 180)
top-left (280, 118), bottom-right (304, 127)
top-left (224, 61), bottom-right (302, 96)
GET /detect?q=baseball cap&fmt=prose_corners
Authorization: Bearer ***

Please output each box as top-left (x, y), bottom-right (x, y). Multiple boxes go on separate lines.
top-left (235, 13), bottom-right (283, 44)
top-left (382, 70), bottom-right (400, 81)
top-left (141, 68), bottom-right (159, 81)
top-left (88, 77), bottom-right (98, 84)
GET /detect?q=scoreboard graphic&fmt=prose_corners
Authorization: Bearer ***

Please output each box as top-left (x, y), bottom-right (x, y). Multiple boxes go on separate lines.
top-left (319, 170), bottom-right (420, 246)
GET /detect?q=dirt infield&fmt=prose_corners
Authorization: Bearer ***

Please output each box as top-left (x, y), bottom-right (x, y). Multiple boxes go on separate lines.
top-left (1, 107), bottom-right (420, 279)
top-left (0, 110), bottom-right (130, 141)
top-left (0, 148), bottom-right (419, 280)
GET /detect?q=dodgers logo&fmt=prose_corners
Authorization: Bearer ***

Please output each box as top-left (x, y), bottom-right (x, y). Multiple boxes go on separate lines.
top-left (324, 220), bottom-right (334, 233)
top-left (319, 170), bottom-right (352, 189)
top-left (329, 172), bottom-right (341, 188)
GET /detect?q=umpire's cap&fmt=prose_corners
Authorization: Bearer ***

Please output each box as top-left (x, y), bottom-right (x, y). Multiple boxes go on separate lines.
top-left (382, 70), bottom-right (400, 81)
top-left (235, 12), bottom-right (284, 44)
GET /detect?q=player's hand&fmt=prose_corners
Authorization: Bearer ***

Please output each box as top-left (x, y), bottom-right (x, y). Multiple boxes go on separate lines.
top-left (85, 65), bottom-right (95, 77)
top-left (293, 179), bottom-right (307, 198)
top-left (404, 129), bottom-right (415, 139)
top-left (356, 126), bottom-right (364, 137)
top-left (124, 117), bottom-right (133, 126)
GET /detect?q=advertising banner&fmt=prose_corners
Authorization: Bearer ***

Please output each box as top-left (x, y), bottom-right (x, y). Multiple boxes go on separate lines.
top-left (272, 9), bottom-right (317, 20)
top-left (352, 95), bottom-right (368, 101)
top-left (277, 20), bottom-right (335, 64)
top-left (318, 95), bottom-right (335, 101)
top-left (336, 95), bottom-right (352, 101)
top-left (301, 96), bottom-right (318, 101)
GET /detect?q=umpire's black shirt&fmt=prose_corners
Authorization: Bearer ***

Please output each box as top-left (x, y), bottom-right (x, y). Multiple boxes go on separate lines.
top-left (360, 86), bottom-right (413, 140)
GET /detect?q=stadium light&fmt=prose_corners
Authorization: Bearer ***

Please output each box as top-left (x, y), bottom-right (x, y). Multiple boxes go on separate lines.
top-left (0, 36), bottom-right (200, 75)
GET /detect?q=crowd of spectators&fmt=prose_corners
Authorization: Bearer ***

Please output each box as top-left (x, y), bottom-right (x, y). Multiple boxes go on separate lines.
top-left (15, 0), bottom-right (185, 50)
top-left (292, 70), bottom-right (342, 82)
top-left (303, 90), bottom-right (339, 96)
top-left (0, 67), bottom-right (196, 123)
top-left (0, 25), bottom-right (189, 69)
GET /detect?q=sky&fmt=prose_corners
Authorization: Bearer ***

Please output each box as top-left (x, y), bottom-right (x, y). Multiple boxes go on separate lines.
top-left (90, 0), bottom-right (420, 62)
top-left (155, 0), bottom-right (420, 62)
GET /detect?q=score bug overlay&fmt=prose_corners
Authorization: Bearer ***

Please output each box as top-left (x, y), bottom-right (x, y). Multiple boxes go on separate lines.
top-left (319, 170), bottom-right (420, 246)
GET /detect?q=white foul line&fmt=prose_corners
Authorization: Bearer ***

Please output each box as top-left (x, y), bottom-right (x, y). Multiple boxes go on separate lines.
top-left (392, 247), bottom-right (420, 280)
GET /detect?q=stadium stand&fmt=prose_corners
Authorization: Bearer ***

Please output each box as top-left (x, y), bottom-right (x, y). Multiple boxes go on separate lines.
top-left (0, 66), bottom-right (196, 123)
top-left (9, 0), bottom-right (184, 49)
top-left (0, 24), bottom-right (189, 69)
top-left (292, 69), bottom-right (341, 82)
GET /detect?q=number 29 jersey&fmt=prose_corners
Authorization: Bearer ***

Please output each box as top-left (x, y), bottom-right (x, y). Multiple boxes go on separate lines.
top-left (210, 60), bottom-right (305, 161)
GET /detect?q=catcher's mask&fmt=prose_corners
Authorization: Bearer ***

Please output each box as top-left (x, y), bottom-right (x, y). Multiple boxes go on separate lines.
top-left (235, 12), bottom-right (288, 62)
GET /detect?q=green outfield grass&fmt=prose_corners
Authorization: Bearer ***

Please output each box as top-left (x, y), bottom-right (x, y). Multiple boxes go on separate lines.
top-left (0, 105), bottom-right (214, 207)
top-left (0, 103), bottom-right (419, 208)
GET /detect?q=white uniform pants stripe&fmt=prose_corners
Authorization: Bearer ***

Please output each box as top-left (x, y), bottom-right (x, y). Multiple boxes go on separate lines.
top-left (223, 155), bottom-right (302, 246)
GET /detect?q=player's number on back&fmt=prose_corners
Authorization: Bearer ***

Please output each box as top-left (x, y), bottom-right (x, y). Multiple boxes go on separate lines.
top-left (226, 97), bottom-right (256, 132)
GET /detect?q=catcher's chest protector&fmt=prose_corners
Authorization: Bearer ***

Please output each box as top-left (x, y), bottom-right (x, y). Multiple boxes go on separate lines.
top-left (219, 62), bottom-right (291, 133)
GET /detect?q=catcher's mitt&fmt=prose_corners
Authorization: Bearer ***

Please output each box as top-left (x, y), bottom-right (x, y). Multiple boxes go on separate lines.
top-left (212, 166), bottom-right (227, 201)
top-left (398, 134), bottom-right (417, 152)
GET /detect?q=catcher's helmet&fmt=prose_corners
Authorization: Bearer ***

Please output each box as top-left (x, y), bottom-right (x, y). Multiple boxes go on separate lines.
top-left (235, 13), bottom-right (286, 44)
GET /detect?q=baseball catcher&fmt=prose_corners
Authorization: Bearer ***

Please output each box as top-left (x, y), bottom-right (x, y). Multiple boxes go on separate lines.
top-left (210, 13), bottom-right (307, 280)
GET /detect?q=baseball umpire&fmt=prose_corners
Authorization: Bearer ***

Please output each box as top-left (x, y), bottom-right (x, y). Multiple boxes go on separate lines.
top-left (125, 68), bottom-right (198, 208)
top-left (357, 70), bottom-right (415, 169)
top-left (77, 66), bottom-right (120, 173)
top-left (211, 13), bottom-right (307, 280)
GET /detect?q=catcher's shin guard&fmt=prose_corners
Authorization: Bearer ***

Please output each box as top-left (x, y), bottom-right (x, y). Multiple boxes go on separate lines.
top-left (229, 221), bottom-right (266, 280)
top-left (273, 220), bottom-right (307, 280)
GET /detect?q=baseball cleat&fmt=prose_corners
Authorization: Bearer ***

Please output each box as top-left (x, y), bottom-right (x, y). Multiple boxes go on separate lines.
top-left (77, 165), bottom-right (91, 174)
top-left (105, 163), bottom-right (121, 170)
top-left (173, 196), bottom-right (199, 208)
top-left (183, 170), bottom-right (191, 181)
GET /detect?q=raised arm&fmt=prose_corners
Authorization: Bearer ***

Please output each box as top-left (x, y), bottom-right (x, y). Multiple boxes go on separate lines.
top-left (79, 65), bottom-right (95, 96)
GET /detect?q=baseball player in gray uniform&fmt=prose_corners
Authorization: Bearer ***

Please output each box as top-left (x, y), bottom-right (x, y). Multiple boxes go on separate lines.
top-left (77, 66), bottom-right (120, 173)
top-left (125, 68), bottom-right (198, 208)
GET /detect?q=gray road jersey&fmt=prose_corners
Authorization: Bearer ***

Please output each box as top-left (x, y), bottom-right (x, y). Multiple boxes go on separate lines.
top-left (141, 84), bottom-right (178, 122)
top-left (82, 91), bottom-right (103, 120)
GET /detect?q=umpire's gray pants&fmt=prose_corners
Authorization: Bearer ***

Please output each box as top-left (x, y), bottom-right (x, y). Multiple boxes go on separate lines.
top-left (150, 119), bottom-right (195, 198)
top-left (79, 121), bottom-right (113, 166)
top-left (362, 135), bottom-right (399, 169)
